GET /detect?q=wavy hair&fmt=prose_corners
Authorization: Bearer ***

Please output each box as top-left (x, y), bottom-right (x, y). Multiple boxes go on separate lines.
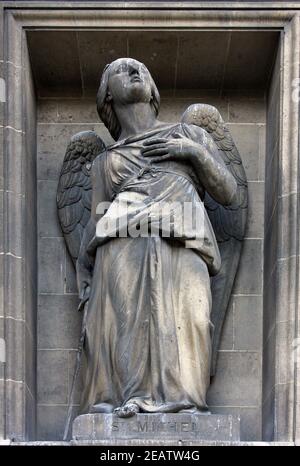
top-left (96, 60), bottom-right (160, 141)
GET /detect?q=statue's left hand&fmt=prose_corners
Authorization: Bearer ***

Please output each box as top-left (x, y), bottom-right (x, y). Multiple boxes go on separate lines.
top-left (141, 134), bottom-right (200, 163)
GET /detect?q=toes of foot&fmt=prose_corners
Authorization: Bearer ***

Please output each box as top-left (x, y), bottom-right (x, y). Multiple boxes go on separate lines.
top-left (114, 404), bottom-right (139, 418)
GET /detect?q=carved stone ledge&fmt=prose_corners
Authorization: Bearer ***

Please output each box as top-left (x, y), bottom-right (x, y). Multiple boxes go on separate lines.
top-left (72, 413), bottom-right (240, 443)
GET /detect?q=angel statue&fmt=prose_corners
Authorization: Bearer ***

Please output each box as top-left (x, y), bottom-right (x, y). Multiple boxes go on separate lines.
top-left (57, 58), bottom-right (248, 438)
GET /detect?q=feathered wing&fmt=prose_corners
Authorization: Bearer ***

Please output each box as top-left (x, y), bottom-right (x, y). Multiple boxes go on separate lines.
top-left (57, 130), bottom-right (106, 266)
top-left (181, 104), bottom-right (248, 376)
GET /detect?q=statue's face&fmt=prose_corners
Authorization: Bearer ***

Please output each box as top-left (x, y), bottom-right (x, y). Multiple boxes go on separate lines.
top-left (107, 58), bottom-right (152, 105)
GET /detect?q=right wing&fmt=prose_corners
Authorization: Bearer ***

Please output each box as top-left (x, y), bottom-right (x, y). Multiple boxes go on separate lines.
top-left (56, 130), bottom-right (106, 266)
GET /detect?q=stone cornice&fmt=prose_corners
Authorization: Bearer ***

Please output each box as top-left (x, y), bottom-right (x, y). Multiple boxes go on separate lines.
top-left (2, 1), bottom-right (300, 12)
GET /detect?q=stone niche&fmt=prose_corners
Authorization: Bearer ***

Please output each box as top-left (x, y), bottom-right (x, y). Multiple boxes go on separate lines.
top-left (0, 3), bottom-right (299, 446)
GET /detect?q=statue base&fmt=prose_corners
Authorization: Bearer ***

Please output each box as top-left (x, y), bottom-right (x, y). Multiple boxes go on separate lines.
top-left (72, 413), bottom-right (240, 443)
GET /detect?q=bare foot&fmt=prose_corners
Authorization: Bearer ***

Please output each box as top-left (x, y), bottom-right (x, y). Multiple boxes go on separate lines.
top-left (114, 403), bottom-right (140, 418)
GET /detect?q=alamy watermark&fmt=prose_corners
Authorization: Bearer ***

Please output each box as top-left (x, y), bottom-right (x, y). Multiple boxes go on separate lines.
top-left (95, 198), bottom-right (205, 248)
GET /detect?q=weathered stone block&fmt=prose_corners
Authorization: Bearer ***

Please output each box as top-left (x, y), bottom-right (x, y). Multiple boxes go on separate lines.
top-left (27, 30), bottom-right (82, 99)
top-left (210, 406), bottom-right (261, 441)
top-left (25, 327), bottom-right (36, 400)
top-left (278, 193), bottom-right (298, 260)
top-left (5, 128), bottom-right (24, 195)
top-left (38, 238), bottom-right (65, 294)
top-left (229, 97), bottom-right (266, 124)
top-left (25, 273), bottom-right (37, 347)
top-left (258, 125), bottom-right (266, 181)
top-left (232, 239), bottom-right (263, 295)
top-left (0, 256), bottom-right (3, 319)
top-left (6, 192), bottom-right (24, 258)
top-left (276, 320), bottom-right (295, 385)
top-left (267, 89), bottom-right (280, 159)
top-left (0, 317), bottom-right (4, 380)
top-left (6, 62), bottom-right (23, 132)
top-left (176, 32), bottom-right (230, 91)
top-left (72, 413), bottom-right (240, 442)
top-left (264, 207), bottom-right (278, 289)
top-left (37, 100), bottom-right (58, 123)
top-left (5, 380), bottom-right (25, 441)
top-left (38, 180), bottom-right (62, 237)
top-left (0, 190), bottom-right (3, 253)
top-left (218, 297), bottom-right (234, 351)
top-left (57, 100), bottom-right (99, 123)
top-left (276, 256), bottom-right (296, 323)
top-left (265, 144), bottom-right (279, 228)
top-left (246, 181), bottom-right (264, 239)
top-left (229, 124), bottom-right (260, 181)
top-left (208, 351), bottom-right (260, 406)
top-left (262, 387), bottom-right (275, 441)
top-left (275, 382), bottom-right (294, 441)
top-left (234, 295), bottom-right (263, 351)
top-left (37, 350), bottom-right (69, 404)
top-left (25, 386), bottom-right (36, 441)
top-left (38, 294), bottom-right (81, 349)
top-left (262, 327), bottom-right (276, 407)
top-left (6, 255), bottom-right (24, 320)
top-left (37, 405), bottom-right (68, 441)
top-left (5, 318), bottom-right (25, 382)
top-left (0, 379), bottom-right (4, 439)
top-left (0, 126), bottom-right (3, 189)
top-left (37, 123), bottom-right (111, 180)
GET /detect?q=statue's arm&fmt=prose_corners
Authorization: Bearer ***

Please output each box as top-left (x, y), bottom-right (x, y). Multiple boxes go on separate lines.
top-left (76, 155), bottom-right (107, 310)
top-left (142, 125), bottom-right (237, 206)
top-left (189, 127), bottom-right (237, 206)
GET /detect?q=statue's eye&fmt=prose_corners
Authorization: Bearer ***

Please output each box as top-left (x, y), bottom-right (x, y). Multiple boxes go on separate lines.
top-left (115, 65), bottom-right (128, 74)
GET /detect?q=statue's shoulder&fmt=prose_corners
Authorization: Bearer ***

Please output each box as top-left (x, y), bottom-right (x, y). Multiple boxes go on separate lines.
top-left (179, 121), bottom-right (210, 144)
top-left (96, 148), bottom-right (107, 159)
top-left (181, 121), bottom-right (206, 135)
top-left (87, 150), bottom-right (106, 182)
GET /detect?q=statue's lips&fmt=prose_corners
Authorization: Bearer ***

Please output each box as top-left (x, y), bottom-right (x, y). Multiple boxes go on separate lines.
top-left (130, 77), bottom-right (142, 83)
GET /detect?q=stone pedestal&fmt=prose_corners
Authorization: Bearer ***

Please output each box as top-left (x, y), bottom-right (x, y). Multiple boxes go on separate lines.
top-left (72, 413), bottom-right (240, 444)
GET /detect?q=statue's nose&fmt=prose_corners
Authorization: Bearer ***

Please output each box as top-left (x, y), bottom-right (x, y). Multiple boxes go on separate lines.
top-left (129, 67), bottom-right (139, 77)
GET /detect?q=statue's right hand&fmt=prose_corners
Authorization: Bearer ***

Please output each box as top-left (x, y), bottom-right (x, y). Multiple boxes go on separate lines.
top-left (78, 285), bottom-right (91, 312)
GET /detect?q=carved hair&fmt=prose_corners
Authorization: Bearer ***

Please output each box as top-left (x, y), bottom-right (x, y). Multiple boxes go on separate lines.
top-left (96, 60), bottom-right (160, 141)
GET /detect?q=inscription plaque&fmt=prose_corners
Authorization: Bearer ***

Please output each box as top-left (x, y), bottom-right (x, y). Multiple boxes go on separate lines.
top-left (72, 413), bottom-right (240, 442)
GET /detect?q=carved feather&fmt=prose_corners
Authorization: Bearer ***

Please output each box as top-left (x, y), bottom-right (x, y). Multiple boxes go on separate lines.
top-left (181, 104), bottom-right (248, 376)
top-left (57, 130), bottom-right (106, 266)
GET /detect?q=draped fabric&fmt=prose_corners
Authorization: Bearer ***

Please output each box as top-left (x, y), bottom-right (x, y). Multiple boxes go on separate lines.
top-left (79, 123), bottom-right (220, 414)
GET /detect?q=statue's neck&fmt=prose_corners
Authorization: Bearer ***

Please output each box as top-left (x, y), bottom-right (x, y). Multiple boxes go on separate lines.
top-left (114, 102), bottom-right (158, 140)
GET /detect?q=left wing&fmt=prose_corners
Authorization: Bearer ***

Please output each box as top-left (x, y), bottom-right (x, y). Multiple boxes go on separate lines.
top-left (181, 104), bottom-right (248, 375)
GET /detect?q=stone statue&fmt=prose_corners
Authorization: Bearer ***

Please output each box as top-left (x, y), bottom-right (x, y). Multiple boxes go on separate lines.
top-left (57, 58), bottom-right (248, 438)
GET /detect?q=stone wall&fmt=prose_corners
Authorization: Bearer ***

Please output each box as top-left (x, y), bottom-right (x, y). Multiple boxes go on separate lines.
top-left (262, 43), bottom-right (281, 441)
top-left (262, 26), bottom-right (299, 442)
top-left (0, 28), bottom-right (38, 441)
top-left (0, 1), bottom-right (5, 441)
top-left (36, 92), bottom-right (266, 441)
